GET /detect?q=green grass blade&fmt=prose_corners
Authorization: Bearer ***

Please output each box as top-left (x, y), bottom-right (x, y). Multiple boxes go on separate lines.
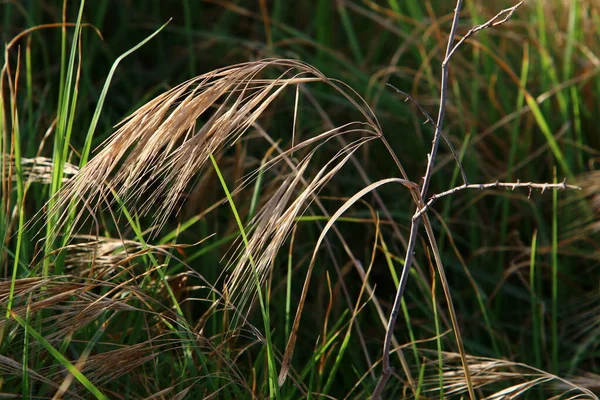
top-left (379, 234), bottom-right (419, 363)
top-left (524, 94), bottom-right (572, 178)
top-left (22, 298), bottom-right (31, 398)
top-left (210, 154), bottom-right (280, 399)
top-left (529, 230), bottom-right (541, 368)
top-left (10, 312), bottom-right (107, 400)
top-left (44, 0), bottom-right (86, 275)
top-left (6, 72), bottom-right (26, 320)
top-left (432, 274), bottom-right (444, 399)
top-left (336, 1), bottom-right (363, 64)
top-left (79, 19), bottom-right (171, 168)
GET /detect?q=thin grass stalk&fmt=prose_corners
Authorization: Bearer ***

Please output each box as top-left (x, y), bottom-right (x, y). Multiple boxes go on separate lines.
top-left (529, 230), bottom-right (541, 369)
top-left (378, 234), bottom-right (419, 365)
top-left (428, 247), bottom-right (444, 399)
top-left (6, 47), bottom-right (25, 322)
top-left (552, 167), bottom-right (558, 373)
top-left (285, 226), bottom-right (296, 340)
top-left (210, 154), bottom-right (280, 399)
top-left (248, 142), bottom-right (277, 222)
top-left (0, 84), bottom-right (6, 271)
top-left (416, 359), bottom-right (426, 398)
top-left (22, 296), bottom-right (31, 397)
top-left (322, 216), bottom-right (379, 395)
top-left (318, 272), bottom-right (333, 388)
top-left (25, 34), bottom-right (33, 170)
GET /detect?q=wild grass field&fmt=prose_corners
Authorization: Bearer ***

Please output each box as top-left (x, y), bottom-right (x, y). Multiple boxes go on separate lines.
top-left (1, 0), bottom-right (599, 398)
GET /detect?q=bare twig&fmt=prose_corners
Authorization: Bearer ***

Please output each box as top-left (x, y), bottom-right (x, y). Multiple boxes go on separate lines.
top-left (373, 2), bottom-right (527, 399)
top-left (415, 179), bottom-right (580, 218)
top-left (444, 2), bottom-right (525, 64)
top-left (373, 1), bottom-right (466, 397)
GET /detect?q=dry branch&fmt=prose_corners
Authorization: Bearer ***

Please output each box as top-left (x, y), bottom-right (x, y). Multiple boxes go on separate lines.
top-left (373, 2), bottom-right (533, 399)
top-left (415, 179), bottom-right (580, 218)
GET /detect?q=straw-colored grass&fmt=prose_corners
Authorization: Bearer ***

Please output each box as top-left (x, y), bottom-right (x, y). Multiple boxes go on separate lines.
top-left (0, 1), bottom-right (598, 398)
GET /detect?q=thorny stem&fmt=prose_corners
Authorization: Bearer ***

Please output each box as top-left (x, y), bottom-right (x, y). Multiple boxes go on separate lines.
top-left (415, 179), bottom-right (580, 219)
top-left (373, 1), bottom-right (528, 398)
top-left (373, 1), bottom-right (465, 398)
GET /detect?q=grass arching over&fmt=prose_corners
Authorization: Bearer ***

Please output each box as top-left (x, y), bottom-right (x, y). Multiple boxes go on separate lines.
top-left (1, 1), bottom-right (599, 398)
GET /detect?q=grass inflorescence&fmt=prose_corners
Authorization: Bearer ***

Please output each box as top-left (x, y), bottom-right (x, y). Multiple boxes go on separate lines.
top-left (1, 1), bottom-right (599, 398)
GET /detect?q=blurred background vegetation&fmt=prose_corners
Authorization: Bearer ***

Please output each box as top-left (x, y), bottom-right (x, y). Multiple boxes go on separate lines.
top-left (1, 0), bottom-right (599, 398)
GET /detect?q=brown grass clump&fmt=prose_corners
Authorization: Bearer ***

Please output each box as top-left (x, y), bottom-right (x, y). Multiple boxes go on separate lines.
top-left (417, 350), bottom-right (597, 399)
top-left (45, 58), bottom-right (386, 319)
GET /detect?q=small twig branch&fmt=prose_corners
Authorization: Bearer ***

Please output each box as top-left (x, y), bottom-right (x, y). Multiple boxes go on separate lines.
top-left (373, 2), bottom-right (526, 399)
top-left (444, 1), bottom-right (524, 65)
top-left (386, 84), bottom-right (469, 186)
top-left (415, 179), bottom-right (581, 219)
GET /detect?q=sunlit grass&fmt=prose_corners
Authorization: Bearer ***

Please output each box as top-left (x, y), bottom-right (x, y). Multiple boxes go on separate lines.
top-left (0, 1), bottom-right (598, 398)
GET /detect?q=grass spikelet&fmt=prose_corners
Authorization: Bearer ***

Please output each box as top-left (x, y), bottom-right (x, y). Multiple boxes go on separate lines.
top-left (419, 350), bottom-right (598, 399)
top-left (3, 2), bottom-right (599, 397)
top-left (46, 59), bottom-right (382, 317)
top-left (3, 155), bottom-right (78, 185)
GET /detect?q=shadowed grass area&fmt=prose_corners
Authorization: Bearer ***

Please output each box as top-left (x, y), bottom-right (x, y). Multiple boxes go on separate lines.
top-left (1, 0), bottom-right (599, 398)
